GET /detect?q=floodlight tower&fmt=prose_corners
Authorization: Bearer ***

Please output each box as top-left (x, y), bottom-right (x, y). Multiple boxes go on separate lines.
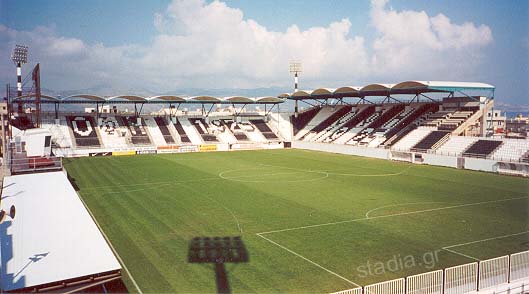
top-left (11, 45), bottom-right (28, 97)
top-left (289, 61), bottom-right (302, 117)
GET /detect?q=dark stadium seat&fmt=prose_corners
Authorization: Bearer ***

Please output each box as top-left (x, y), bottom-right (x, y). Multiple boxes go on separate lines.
top-left (221, 119), bottom-right (249, 141)
top-left (249, 119), bottom-right (278, 140)
top-left (154, 117), bottom-right (176, 144)
top-left (349, 104), bottom-right (405, 143)
top-left (66, 116), bottom-right (101, 147)
top-left (189, 118), bottom-right (219, 142)
top-left (462, 140), bottom-right (503, 158)
top-left (411, 131), bottom-right (451, 152)
top-left (291, 107), bottom-right (320, 135)
top-left (173, 119), bottom-right (191, 143)
top-left (116, 116), bottom-right (152, 145)
top-left (305, 105), bottom-right (353, 134)
top-left (383, 103), bottom-right (438, 146)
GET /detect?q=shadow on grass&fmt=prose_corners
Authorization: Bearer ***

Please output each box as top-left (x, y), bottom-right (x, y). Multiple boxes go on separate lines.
top-left (188, 236), bottom-right (249, 294)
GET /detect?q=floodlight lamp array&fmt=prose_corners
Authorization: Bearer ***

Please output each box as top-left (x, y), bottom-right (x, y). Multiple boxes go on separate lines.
top-left (11, 45), bottom-right (28, 64)
top-left (289, 61), bottom-right (302, 73)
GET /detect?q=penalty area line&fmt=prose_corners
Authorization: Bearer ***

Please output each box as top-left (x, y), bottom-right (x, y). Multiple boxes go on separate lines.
top-left (256, 233), bottom-right (361, 287)
top-left (258, 196), bottom-right (529, 235)
top-left (441, 248), bottom-right (480, 261)
top-left (441, 230), bottom-right (529, 262)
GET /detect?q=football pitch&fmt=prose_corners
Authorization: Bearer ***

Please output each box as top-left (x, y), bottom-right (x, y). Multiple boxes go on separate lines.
top-left (63, 149), bottom-right (529, 293)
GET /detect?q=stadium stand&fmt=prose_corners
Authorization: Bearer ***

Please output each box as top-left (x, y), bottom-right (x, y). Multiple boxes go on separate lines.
top-left (435, 136), bottom-right (478, 156)
top-left (382, 103), bottom-right (438, 146)
top-left (116, 116), bottom-right (152, 145)
top-left (522, 151), bottom-right (529, 163)
top-left (42, 118), bottom-right (73, 148)
top-left (300, 105), bottom-right (353, 141)
top-left (173, 118), bottom-right (191, 143)
top-left (250, 119), bottom-right (279, 140)
top-left (392, 127), bottom-right (435, 151)
top-left (208, 119), bottom-right (237, 143)
top-left (179, 118), bottom-right (204, 144)
top-left (410, 130), bottom-right (451, 152)
top-left (310, 107), bottom-right (359, 142)
top-left (347, 104), bottom-right (405, 145)
top-left (490, 139), bottom-right (529, 162)
top-left (237, 121), bottom-right (264, 142)
top-left (145, 117), bottom-right (170, 146)
top-left (462, 139), bottom-right (503, 158)
top-left (221, 119), bottom-right (249, 141)
top-left (294, 106), bottom-right (340, 140)
top-left (98, 116), bottom-right (129, 148)
top-left (154, 117), bottom-right (176, 144)
top-left (326, 105), bottom-right (376, 143)
top-left (66, 116), bottom-right (101, 147)
top-left (438, 111), bottom-right (475, 131)
top-left (292, 107), bottom-right (321, 136)
top-left (189, 118), bottom-right (219, 142)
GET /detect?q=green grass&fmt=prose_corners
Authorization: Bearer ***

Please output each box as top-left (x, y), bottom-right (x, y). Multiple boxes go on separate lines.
top-left (63, 149), bottom-right (529, 293)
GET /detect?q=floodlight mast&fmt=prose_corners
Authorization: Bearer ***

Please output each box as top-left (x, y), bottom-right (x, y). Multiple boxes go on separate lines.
top-left (11, 45), bottom-right (28, 98)
top-left (289, 61), bottom-right (302, 117)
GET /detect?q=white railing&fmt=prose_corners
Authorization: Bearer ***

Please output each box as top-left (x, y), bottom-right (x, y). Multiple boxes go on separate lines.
top-left (510, 251), bottom-right (529, 282)
top-left (331, 287), bottom-right (363, 294)
top-left (444, 262), bottom-right (478, 294)
top-left (332, 250), bottom-right (529, 294)
top-left (479, 255), bottom-right (509, 290)
top-left (406, 270), bottom-right (443, 294)
top-left (364, 278), bottom-right (405, 294)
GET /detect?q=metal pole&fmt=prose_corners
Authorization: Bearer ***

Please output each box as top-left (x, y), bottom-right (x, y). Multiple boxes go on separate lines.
top-left (294, 72), bottom-right (298, 118)
top-left (16, 62), bottom-right (22, 97)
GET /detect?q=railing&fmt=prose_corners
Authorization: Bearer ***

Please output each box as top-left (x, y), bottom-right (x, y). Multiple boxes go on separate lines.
top-left (10, 156), bottom-right (62, 174)
top-left (332, 250), bottom-right (529, 294)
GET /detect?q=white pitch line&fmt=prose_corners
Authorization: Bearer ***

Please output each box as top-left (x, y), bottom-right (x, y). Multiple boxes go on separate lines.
top-left (444, 230), bottom-right (529, 249)
top-left (258, 196), bottom-right (529, 235)
top-left (442, 248), bottom-right (481, 261)
top-left (74, 191), bottom-right (144, 294)
top-left (364, 201), bottom-right (445, 219)
top-left (256, 233), bottom-right (361, 287)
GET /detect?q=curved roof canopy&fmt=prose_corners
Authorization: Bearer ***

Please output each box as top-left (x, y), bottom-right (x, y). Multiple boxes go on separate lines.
top-left (190, 96), bottom-right (221, 102)
top-left (255, 96), bottom-right (284, 103)
top-left (290, 90), bottom-right (313, 99)
top-left (147, 95), bottom-right (186, 102)
top-left (283, 80), bottom-right (495, 99)
top-left (64, 94), bottom-right (105, 101)
top-left (13, 94), bottom-right (60, 101)
top-left (223, 96), bottom-right (254, 103)
top-left (107, 95), bottom-right (146, 101)
top-left (311, 88), bottom-right (335, 97)
top-left (333, 86), bottom-right (361, 97)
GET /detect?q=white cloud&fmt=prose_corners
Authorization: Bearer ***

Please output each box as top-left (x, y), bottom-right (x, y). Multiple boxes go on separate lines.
top-left (0, 0), bottom-right (493, 93)
top-left (369, 0), bottom-right (492, 79)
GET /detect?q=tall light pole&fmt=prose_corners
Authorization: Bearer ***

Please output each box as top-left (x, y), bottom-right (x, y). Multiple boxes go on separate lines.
top-left (11, 45), bottom-right (28, 98)
top-left (289, 61), bottom-right (302, 117)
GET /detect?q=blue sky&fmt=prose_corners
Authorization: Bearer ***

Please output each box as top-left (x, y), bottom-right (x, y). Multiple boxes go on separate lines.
top-left (1, 0), bottom-right (527, 106)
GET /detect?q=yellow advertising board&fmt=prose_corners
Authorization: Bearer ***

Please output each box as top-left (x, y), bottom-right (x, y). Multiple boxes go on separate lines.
top-left (199, 144), bottom-right (217, 152)
top-left (113, 150), bottom-right (136, 156)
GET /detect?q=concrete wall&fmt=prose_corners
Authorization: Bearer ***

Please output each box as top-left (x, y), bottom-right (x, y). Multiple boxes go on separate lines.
top-left (292, 141), bottom-right (514, 176)
top-left (422, 153), bottom-right (459, 168)
top-left (464, 157), bottom-right (498, 172)
top-left (292, 141), bottom-right (391, 159)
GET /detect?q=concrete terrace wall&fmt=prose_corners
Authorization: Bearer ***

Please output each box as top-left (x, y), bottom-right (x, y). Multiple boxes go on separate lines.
top-left (464, 157), bottom-right (498, 172)
top-left (292, 141), bottom-right (508, 175)
top-left (422, 153), bottom-right (458, 168)
top-left (292, 141), bottom-right (391, 159)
